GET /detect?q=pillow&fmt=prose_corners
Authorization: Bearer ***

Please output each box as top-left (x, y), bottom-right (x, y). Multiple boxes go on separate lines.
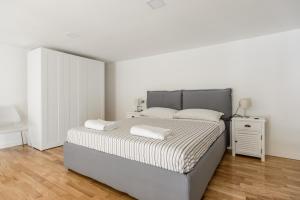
top-left (173, 109), bottom-right (224, 122)
top-left (140, 107), bottom-right (178, 119)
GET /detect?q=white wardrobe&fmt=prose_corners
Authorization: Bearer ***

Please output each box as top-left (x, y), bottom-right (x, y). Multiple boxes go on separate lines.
top-left (27, 48), bottom-right (105, 150)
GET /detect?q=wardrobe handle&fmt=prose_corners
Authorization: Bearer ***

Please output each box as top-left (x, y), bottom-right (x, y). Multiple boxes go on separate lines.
top-left (244, 124), bottom-right (251, 128)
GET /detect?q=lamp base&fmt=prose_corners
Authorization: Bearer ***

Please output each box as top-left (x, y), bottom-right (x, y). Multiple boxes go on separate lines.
top-left (242, 109), bottom-right (250, 118)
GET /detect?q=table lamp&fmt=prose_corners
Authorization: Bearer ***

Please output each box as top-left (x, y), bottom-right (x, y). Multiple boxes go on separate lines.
top-left (239, 98), bottom-right (252, 118)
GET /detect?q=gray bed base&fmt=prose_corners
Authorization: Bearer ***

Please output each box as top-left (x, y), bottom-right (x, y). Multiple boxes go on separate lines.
top-left (64, 131), bottom-right (226, 200)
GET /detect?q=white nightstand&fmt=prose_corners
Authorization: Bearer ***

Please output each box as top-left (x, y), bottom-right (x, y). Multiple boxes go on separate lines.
top-left (231, 116), bottom-right (266, 161)
top-left (127, 111), bottom-right (142, 118)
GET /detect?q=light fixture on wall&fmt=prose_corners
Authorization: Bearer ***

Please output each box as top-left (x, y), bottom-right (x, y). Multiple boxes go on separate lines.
top-left (146, 0), bottom-right (166, 9)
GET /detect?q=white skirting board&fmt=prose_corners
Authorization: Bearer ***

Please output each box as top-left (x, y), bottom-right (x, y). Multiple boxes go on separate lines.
top-left (0, 131), bottom-right (27, 149)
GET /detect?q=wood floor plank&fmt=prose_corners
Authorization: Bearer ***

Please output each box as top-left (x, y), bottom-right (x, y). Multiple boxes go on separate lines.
top-left (0, 145), bottom-right (299, 200)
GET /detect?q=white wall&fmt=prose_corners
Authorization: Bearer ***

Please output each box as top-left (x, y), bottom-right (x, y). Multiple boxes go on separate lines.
top-left (0, 43), bottom-right (27, 148)
top-left (106, 29), bottom-right (300, 160)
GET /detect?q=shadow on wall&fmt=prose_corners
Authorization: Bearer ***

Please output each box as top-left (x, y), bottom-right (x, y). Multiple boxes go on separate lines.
top-left (105, 63), bottom-right (117, 120)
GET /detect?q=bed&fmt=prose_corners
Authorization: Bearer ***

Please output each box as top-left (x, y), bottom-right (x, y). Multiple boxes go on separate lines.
top-left (64, 88), bottom-right (232, 200)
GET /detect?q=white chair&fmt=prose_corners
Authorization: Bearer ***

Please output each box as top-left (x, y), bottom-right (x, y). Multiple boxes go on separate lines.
top-left (0, 106), bottom-right (27, 147)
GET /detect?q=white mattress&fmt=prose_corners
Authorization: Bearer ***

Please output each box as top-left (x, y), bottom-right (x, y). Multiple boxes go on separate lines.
top-left (67, 117), bottom-right (225, 173)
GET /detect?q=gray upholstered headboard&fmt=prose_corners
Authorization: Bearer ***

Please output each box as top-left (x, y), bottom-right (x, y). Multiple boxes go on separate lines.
top-left (147, 90), bottom-right (182, 110)
top-left (147, 88), bottom-right (232, 145)
top-left (182, 89), bottom-right (232, 120)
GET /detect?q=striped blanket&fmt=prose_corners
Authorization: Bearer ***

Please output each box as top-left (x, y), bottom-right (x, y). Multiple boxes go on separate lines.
top-left (67, 117), bottom-right (225, 173)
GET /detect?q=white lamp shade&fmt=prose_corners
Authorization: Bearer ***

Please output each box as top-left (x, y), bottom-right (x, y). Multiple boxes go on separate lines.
top-left (239, 98), bottom-right (252, 109)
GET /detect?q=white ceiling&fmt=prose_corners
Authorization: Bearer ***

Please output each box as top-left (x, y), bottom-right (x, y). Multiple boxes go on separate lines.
top-left (1, 0), bottom-right (300, 61)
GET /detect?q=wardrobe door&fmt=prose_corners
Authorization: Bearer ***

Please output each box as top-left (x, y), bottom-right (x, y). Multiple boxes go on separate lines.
top-left (27, 49), bottom-right (43, 150)
top-left (69, 55), bottom-right (79, 128)
top-left (87, 60), bottom-right (105, 119)
top-left (58, 54), bottom-right (70, 144)
top-left (45, 50), bottom-right (61, 148)
top-left (78, 58), bottom-right (88, 125)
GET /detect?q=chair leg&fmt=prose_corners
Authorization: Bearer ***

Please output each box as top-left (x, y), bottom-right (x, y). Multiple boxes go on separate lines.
top-left (20, 131), bottom-right (24, 147)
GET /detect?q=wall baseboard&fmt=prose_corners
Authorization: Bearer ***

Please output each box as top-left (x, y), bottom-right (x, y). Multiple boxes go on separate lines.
top-left (0, 131), bottom-right (27, 149)
top-left (267, 152), bottom-right (300, 161)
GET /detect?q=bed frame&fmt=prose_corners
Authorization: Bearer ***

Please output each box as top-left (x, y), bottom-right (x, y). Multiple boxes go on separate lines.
top-left (64, 89), bottom-right (232, 200)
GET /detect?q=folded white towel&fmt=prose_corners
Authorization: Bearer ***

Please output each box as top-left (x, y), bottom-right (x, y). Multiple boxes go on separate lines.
top-left (130, 125), bottom-right (171, 140)
top-left (84, 119), bottom-right (117, 131)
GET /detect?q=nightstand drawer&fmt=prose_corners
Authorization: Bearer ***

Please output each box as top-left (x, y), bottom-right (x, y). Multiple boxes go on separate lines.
top-left (235, 121), bottom-right (261, 132)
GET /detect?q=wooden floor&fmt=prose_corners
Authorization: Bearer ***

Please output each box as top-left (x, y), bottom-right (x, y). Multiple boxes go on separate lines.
top-left (0, 146), bottom-right (300, 200)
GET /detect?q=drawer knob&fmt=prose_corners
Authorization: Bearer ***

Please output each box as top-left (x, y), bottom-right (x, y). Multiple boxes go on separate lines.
top-left (244, 124), bottom-right (251, 128)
